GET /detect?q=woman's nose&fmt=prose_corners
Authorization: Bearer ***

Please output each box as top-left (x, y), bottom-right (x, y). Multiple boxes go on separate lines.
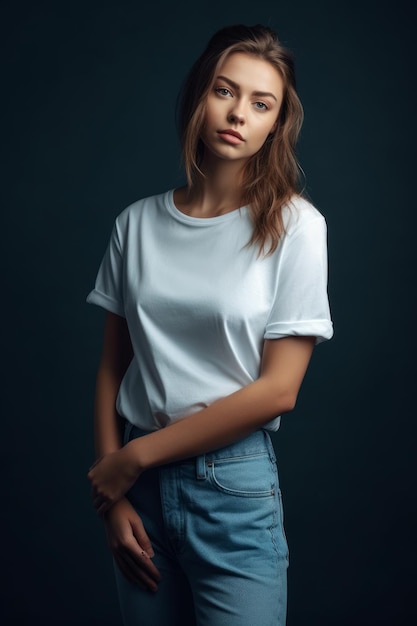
top-left (228, 106), bottom-right (245, 125)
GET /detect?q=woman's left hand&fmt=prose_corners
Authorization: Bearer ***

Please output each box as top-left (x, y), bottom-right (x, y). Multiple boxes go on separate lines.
top-left (87, 445), bottom-right (140, 515)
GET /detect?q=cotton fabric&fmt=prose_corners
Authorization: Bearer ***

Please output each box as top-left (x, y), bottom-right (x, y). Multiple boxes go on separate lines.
top-left (87, 189), bottom-right (333, 432)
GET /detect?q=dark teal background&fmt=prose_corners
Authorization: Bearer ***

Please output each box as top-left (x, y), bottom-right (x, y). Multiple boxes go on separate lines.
top-left (2, 0), bottom-right (416, 624)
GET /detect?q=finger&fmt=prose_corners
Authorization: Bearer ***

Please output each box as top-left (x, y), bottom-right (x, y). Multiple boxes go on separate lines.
top-left (123, 537), bottom-right (161, 583)
top-left (92, 494), bottom-right (103, 510)
top-left (125, 550), bottom-right (160, 591)
top-left (88, 457), bottom-right (102, 472)
top-left (94, 498), bottom-right (112, 516)
top-left (116, 549), bottom-right (160, 592)
top-left (113, 553), bottom-right (151, 590)
top-left (131, 516), bottom-right (155, 558)
top-left (97, 502), bottom-right (109, 516)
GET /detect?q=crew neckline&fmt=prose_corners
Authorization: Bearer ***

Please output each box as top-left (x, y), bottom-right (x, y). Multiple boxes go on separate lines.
top-left (164, 189), bottom-right (248, 226)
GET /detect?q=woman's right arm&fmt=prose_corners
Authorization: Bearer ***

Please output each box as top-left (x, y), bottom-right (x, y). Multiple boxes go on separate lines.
top-left (93, 311), bottom-right (161, 592)
top-left (93, 311), bottom-right (133, 458)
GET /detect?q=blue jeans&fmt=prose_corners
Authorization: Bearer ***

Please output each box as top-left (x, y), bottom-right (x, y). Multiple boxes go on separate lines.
top-left (114, 422), bottom-right (289, 626)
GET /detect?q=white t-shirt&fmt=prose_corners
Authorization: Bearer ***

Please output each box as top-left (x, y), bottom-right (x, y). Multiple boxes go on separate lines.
top-left (87, 189), bottom-right (333, 432)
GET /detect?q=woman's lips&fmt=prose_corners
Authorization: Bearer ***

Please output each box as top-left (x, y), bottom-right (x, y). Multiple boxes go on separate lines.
top-left (217, 130), bottom-right (244, 144)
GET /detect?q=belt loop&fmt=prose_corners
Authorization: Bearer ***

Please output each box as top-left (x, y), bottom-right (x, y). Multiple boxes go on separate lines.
top-left (196, 454), bottom-right (207, 480)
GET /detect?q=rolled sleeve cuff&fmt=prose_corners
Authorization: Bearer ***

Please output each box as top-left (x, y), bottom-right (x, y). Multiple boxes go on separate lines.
top-left (264, 319), bottom-right (334, 345)
top-left (86, 289), bottom-right (125, 318)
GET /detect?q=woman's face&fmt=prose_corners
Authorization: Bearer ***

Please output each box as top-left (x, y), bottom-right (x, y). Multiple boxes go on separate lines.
top-left (200, 52), bottom-right (284, 163)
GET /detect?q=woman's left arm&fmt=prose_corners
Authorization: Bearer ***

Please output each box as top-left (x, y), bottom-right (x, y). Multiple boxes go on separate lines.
top-left (88, 335), bottom-right (314, 514)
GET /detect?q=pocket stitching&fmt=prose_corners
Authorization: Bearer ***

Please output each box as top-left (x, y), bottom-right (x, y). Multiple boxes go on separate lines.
top-left (209, 454), bottom-right (276, 498)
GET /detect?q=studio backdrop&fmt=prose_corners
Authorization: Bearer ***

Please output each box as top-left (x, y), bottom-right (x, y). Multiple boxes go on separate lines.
top-left (2, 1), bottom-right (415, 624)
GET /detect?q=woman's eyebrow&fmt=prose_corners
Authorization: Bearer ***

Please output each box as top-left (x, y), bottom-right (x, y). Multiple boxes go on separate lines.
top-left (216, 75), bottom-right (278, 102)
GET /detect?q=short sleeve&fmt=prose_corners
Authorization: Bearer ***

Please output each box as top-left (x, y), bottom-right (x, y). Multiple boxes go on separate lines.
top-left (86, 219), bottom-right (125, 317)
top-left (264, 215), bottom-right (333, 344)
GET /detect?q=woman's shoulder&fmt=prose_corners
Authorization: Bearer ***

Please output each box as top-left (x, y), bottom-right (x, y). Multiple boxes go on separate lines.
top-left (282, 194), bottom-right (327, 237)
top-left (115, 189), bottom-right (171, 226)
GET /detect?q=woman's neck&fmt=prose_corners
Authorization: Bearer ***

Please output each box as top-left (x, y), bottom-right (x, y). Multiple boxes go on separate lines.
top-left (175, 156), bottom-right (247, 218)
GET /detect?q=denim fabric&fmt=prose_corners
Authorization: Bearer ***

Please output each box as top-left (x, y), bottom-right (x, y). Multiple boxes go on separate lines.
top-left (114, 422), bottom-right (289, 626)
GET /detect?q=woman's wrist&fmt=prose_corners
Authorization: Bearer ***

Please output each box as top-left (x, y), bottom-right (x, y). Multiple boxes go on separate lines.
top-left (124, 438), bottom-right (147, 475)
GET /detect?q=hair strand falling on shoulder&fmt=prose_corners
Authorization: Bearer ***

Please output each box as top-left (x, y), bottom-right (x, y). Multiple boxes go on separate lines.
top-left (177, 24), bottom-right (305, 255)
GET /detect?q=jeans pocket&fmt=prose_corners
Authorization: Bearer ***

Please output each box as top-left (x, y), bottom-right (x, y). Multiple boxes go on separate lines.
top-left (209, 453), bottom-right (276, 497)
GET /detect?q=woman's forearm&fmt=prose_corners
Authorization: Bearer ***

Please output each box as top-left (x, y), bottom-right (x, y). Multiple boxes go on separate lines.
top-left (127, 336), bottom-right (315, 472)
top-left (88, 338), bottom-right (314, 514)
top-left (127, 377), bottom-right (290, 471)
top-left (93, 312), bottom-right (134, 458)
top-left (94, 364), bottom-right (124, 457)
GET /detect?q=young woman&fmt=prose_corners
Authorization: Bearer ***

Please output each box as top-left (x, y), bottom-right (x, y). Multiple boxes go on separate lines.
top-left (87, 23), bottom-right (333, 626)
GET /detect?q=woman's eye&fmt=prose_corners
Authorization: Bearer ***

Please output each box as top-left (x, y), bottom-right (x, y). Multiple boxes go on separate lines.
top-left (215, 87), bottom-right (232, 96)
top-left (254, 101), bottom-right (268, 110)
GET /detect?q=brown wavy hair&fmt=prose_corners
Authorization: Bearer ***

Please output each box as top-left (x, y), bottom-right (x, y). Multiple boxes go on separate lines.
top-left (177, 24), bottom-right (305, 255)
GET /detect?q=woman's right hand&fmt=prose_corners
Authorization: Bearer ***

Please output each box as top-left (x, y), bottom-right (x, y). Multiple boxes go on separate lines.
top-left (103, 496), bottom-right (161, 592)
